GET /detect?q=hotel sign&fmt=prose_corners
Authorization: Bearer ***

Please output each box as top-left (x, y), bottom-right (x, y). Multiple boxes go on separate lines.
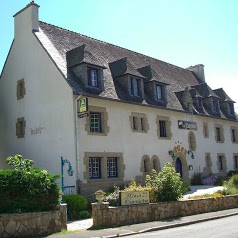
top-left (120, 191), bottom-right (150, 206)
top-left (178, 120), bottom-right (197, 130)
top-left (78, 98), bottom-right (89, 118)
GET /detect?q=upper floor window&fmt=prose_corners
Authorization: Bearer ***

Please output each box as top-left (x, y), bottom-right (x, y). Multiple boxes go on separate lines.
top-left (156, 116), bottom-right (172, 140)
top-left (130, 112), bottom-right (149, 133)
top-left (231, 127), bottom-right (238, 143)
top-left (87, 67), bottom-right (99, 87)
top-left (17, 79), bottom-right (26, 100)
top-left (85, 106), bottom-right (109, 136)
top-left (130, 77), bottom-right (141, 96)
top-left (212, 100), bottom-right (219, 112)
top-left (197, 98), bottom-right (203, 107)
top-left (214, 124), bottom-right (224, 143)
top-left (228, 103), bottom-right (234, 115)
top-left (203, 122), bottom-right (209, 138)
top-left (90, 112), bottom-right (102, 133)
top-left (156, 85), bottom-right (163, 100)
top-left (188, 131), bottom-right (196, 151)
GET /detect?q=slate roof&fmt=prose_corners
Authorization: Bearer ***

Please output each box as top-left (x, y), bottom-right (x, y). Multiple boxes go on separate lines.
top-left (213, 88), bottom-right (236, 103)
top-left (35, 21), bottom-right (236, 120)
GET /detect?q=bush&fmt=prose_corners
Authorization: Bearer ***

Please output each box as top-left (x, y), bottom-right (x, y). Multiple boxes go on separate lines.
top-left (214, 176), bottom-right (226, 186)
top-left (79, 210), bottom-right (91, 219)
top-left (146, 163), bottom-right (187, 202)
top-left (104, 185), bottom-right (120, 206)
top-left (227, 170), bottom-right (238, 178)
top-left (202, 175), bottom-right (218, 185)
top-left (64, 194), bottom-right (88, 220)
top-left (191, 172), bottom-right (203, 185)
top-left (219, 175), bottom-right (238, 195)
top-left (0, 168), bottom-right (60, 213)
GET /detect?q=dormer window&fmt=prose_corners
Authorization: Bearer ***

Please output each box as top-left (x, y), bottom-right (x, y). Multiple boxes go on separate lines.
top-left (197, 98), bottom-right (203, 107)
top-left (228, 103), bottom-right (234, 115)
top-left (156, 85), bottom-right (163, 100)
top-left (87, 67), bottom-right (99, 87)
top-left (130, 77), bottom-right (141, 96)
top-left (212, 100), bottom-right (219, 112)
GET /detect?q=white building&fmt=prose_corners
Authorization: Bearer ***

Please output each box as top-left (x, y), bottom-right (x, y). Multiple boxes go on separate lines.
top-left (0, 2), bottom-right (237, 197)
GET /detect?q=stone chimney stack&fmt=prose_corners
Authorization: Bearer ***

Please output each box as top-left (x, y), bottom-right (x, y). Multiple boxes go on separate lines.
top-left (13, 1), bottom-right (40, 39)
top-left (187, 64), bottom-right (205, 84)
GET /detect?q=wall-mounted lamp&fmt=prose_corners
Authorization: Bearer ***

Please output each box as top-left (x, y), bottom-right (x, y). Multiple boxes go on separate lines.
top-left (188, 164), bottom-right (193, 171)
top-left (61, 156), bottom-right (74, 202)
top-left (168, 150), bottom-right (176, 160)
top-left (187, 150), bottom-right (195, 159)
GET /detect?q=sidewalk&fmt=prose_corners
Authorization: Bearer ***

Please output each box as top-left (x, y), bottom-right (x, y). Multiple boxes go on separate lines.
top-left (46, 186), bottom-right (238, 238)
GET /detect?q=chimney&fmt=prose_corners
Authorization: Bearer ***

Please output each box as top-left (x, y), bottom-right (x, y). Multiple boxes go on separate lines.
top-left (187, 64), bottom-right (205, 84)
top-left (13, 1), bottom-right (40, 38)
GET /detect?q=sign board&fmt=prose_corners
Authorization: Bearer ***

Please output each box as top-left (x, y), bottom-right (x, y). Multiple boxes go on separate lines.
top-left (120, 191), bottom-right (150, 206)
top-left (78, 98), bottom-right (89, 118)
top-left (178, 120), bottom-right (197, 130)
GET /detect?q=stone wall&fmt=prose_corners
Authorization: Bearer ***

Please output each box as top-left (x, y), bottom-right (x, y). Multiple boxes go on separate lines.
top-left (0, 204), bottom-right (67, 238)
top-left (92, 195), bottom-right (238, 227)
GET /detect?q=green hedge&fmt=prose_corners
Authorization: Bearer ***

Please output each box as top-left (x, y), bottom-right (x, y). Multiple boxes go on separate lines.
top-left (0, 168), bottom-right (60, 213)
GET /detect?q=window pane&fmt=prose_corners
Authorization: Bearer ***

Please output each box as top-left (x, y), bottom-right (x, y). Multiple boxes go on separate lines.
top-left (156, 85), bottom-right (162, 100)
top-left (216, 128), bottom-right (221, 141)
top-left (88, 67), bottom-right (98, 87)
top-left (232, 129), bottom-right (236, 142)
top-left (90, 112), bottom-right (102, 132)
top-left (107, 157), bottom-right (118, 177)
top-left (159, 120), bottom-right (167, 137)
top-left (89, 157), bottom-right (101, 178)
top-left (130, 77), bottom-right (139, 96)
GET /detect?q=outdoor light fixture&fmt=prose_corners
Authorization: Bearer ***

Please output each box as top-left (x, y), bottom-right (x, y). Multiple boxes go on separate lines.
top-left (187, 150), bottom-right (195, 160)
top-left (61, 156), bottom-right (74, 202)
top-left (188, 164), bottom-right (193, 171)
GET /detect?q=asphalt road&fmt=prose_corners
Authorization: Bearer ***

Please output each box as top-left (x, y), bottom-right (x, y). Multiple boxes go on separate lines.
top-left (122, 215), bottom-right (238, 238)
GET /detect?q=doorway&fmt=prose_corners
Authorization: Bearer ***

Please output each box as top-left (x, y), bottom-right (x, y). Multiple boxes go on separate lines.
top-left (175, 157), bottom-right (183, 177)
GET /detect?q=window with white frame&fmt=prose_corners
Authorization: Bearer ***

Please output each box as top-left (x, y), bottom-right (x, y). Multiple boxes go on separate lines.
top-left (107, 157), bottom-right (118, 178)
top-left (89, 157), bottom-right (101, 179)
top-left (87, 67), bottom-right (99, 87)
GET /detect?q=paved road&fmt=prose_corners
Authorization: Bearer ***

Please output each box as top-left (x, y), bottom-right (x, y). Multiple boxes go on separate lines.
top-left (122, 215), bottom-right (238, 238)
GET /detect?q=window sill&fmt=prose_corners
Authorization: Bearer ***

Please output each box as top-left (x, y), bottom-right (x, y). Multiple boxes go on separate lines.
top-left (88, 132), bottom-right (108, 136)
top-left (132, 130), bottom-right (148, 133)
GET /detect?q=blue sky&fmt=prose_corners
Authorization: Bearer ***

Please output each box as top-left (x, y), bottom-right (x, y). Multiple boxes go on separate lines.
top-left (1, 0), bottom-right (238, 110)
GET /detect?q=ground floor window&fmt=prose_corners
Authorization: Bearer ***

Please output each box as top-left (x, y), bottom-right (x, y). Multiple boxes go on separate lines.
top-left (89, 157), bottom-right (101, 179)
top-left (107, 157), bottom-right (118, 178)
top-left (234, 155), bottom-right (238, 169)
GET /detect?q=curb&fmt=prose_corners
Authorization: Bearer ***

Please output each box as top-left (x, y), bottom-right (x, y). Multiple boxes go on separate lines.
top-left (103, 211), bottom-right (238, 238)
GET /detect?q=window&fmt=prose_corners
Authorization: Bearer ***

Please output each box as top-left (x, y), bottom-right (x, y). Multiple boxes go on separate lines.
top-left (85, 106), bottom-right (109, 135)
top-left (217, 154), bottom-right (227, 173)
top-left (89, 157), bottom-right (101, 179)
top-left (234, 155), bottom-right (238, 169)
top-left (90, 112), bottom-right (102, 133)
top-left (17, 79), bottom-right (25, 100)
top-left (188, 131), bottom-right (196, 151)
top-left (228, 103), bottom-right (234, 115)
top-left (107, 157), bottom-right (118, 178)
top-left (87, 67), bottom-right (99, 87)
top-left (130, 77), bottom-right (140, 96)
top-left (16, 117), bottom-right (26, 138)
top-left (214, 125), bottom-right (224, 143)
top-left (156, 116), bottom-right (172, 140)
top-left (197, 98), bottom-right (203, 107)
top-left (159, 120), bottom-right (167, 137)
top-left (203, 122), bottom-right (209, 138)
top-left (84, 152), bottom-right (124, 181)
top-left (156, 85), bottom-right (163, 100)
top-left (212, 100), bottom-right (219, 112)
top-left (141, 155), bottom-right (151, 174)
top-left (231, 127), bottom-right (238, 143)
top-left (151, 155), bottom-right (161, 172)
top-left (130, 112), bottom-right (149, 133)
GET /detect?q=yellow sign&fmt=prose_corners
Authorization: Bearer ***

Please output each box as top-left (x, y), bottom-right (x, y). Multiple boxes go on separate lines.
top-left (120, 191), bottom-right (150, 206)
top-left (78, 98), bottom-right (88, 113)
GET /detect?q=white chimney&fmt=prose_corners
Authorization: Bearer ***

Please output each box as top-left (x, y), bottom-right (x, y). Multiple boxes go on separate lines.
top-left (13, 1), bottom-right (40, 39)
top-left (187, 64), bottom-right (205, 84)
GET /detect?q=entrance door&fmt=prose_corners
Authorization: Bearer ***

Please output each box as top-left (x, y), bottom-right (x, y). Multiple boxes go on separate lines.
top-left (175, 158), bottom-right (183, 177)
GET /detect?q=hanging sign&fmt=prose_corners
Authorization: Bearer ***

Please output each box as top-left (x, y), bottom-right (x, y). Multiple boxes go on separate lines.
top-left (178, 120), bottom-right (197, 130)
top-left (78, 98), bottom-right (89, 118)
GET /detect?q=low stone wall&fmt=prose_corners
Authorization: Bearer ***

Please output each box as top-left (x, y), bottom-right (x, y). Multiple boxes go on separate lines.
top-left (92, 195), bottom-right (238, 227)
top-left (0, 204), bottom-right (67, 238)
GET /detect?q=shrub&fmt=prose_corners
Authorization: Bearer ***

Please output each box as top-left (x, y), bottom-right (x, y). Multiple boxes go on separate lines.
top-left (227, 170), bottom-right (238, 178)
top-left (0, 167), bottom-right (60, 213)
top-left (214, 176), bottom-right (226, 186)
top-left (191, 172), bottom-right (203, 185)
top-left (146, 163), bottom-right (187, 202)
top-left (202, 175), bottom-right (218, 185)
top-left (104, 185), bottom-right (120, 206)
top-left (218, 175), bottom-right (238, 196)
top-left (79, 210), bottom-right (91, 219)
top-left (64, 194), bottom-right (88, 220)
